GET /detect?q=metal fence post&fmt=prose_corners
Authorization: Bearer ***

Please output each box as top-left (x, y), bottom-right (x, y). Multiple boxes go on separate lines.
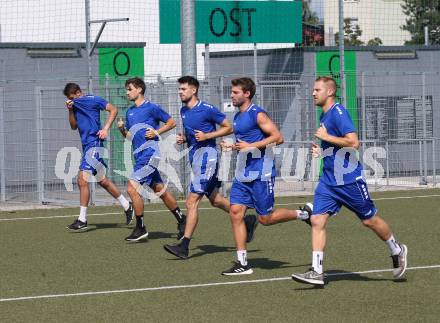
top-left (105, 73), bottom-right (112, 179)
top-left (419, 140), bottom-right (424, 184)
top-left (374, 140), bottom-right (378, 190)
top-left (0, 87), bottom-right (5, 201)
top-left (338, 0), bottom-right (346, 106)
top-left (385, 140), bottom-right (390, 187)
top-left (361, 72), bottom-right (366, 141)
top-left (433, 139), bottom-right (436, 186)
top-left (219, 75), bottom-right (227, 197)
top-left (422, 72), bottom-right (428, 184)
top-left (204, 44), bottom-right (211, 102)
top-left (180, 0), bottom-right (197, 77)
top-left (35, 87), bottom-right (44, 203)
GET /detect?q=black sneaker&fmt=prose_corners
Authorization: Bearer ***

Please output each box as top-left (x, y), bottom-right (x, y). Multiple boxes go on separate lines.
top-left (244, 214), bottom-right (258, 243)
top-left (291, 267), bottom-right (324, 286)
top-left (124, 202), bottom-right (134, 225)
top-left (176, 218), bottom-right (186, 240)
top-left (391, 244), bottom-right (408, 279)
top-left (163, 242), bottom-right (189, 259)
top-left (300, 203), bottom-right (313, 226)
top-left (125, 226), bottom-right (149, 242)
top-left (66, 219), bottom-right (87, 231)
top-left (222, 261), bottom-right (253, 275)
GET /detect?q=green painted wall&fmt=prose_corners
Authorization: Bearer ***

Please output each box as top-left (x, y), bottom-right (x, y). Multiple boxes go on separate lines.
top-left (98, 47), bottom-right (144, 181)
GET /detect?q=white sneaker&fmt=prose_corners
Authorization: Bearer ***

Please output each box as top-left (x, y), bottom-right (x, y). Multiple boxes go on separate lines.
top-left (391, 244), bottom-right (408, 279)
top-left (291, 268), bottom-right (324, 286)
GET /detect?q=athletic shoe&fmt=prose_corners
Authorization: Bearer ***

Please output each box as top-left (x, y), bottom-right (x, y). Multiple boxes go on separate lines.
top-left (300, 203), bottom-right (313, 226)
top-left (125, 226), bottom-right (149, 242)
top-left (244, 214), bottom-right (258, 243)
top-left (391, 244), bottom-right (408, 279)
top-left (66, 219), bottom-right (87, 231)
top-left (163, 242), bottom-right (189, 259)
top-left (176, 219), bottom-right (186, 240)
top-left (291, 268), bottom-right (324, 286)
top-left (221, 261), bottom-right (253, 276)
top-left (124, 202), bottom-right (134, 225)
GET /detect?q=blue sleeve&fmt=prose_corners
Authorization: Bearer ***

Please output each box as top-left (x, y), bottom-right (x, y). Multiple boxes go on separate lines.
top-left (95, 96), bottom-right (108, 110)
top-left (335, 108), bottom-right (356, 136)
top-left (153, 104), bottom-right (171, 123)
top-left (208, 106), bottom-right (226, 124)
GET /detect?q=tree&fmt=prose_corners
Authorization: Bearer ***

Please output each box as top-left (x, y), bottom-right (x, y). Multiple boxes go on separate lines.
top-left (367, 37), bottom-right (383, 46)
top-left (302, 0), bottom-right (320, 25)
top-left (302, 1), bottom-right (324, 46)
top-left (335, 18), bottom-right (383, 46)
top-left (401, 0), bottom-right (440, 45)
top-left (335, 18), bottom-right (364, 46)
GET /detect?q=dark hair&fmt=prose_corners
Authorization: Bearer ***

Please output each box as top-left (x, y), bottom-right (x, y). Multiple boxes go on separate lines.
top-left (315, 76), bottom-right (337, 97)
top-left (63, 83), bottom-right (81, 96)
top-left (125, 77), bottom-right (146, 95)
top-left (178, 75), bottom-right (199, 95)
top-left (231, 77), bottom-right (256, 99)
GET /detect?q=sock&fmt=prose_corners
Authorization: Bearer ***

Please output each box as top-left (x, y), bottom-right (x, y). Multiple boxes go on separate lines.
top-left (386, 235), bottom-right (402, 256)
top-left (296, 209), bottom-right (309, 220)
top-left (117, 195), bottom-right (130, 211)
top-left (172, 207), bottom-right (185, 223)
top-left (237, 250), bottom-right (248, 266)
top-left (181, 237), bottom-right (191, 249)
top-left (78, 206), bottom-right (87, 223)
top-left (135, 215), bottom-right (144, 229)
top-left (312, 251), bottom-right (324, 274)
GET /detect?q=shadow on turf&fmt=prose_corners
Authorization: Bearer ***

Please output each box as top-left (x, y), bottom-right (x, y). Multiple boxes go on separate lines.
top-left (82, 223), bottom-right (122, 232)
top-left (251, 258), bottom-right (309, 270)
top-left (189, 244), bottom-right (244, 258)
top-left (292, 269), bottom-right (400, 290)
top-left (81, 224), bottom-right (175, 239)
top-left (325, 269), bottom-right (397, 284)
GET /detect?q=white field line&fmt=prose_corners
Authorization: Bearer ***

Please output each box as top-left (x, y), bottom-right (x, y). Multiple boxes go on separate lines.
top-left (0, 264), bottom-right (439, 303)
top-left (0, 194), bottom-right (439, 222)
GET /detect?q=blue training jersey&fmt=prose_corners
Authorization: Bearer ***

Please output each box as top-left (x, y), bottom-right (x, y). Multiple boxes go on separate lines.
top-left (180, 100), bottom-right (226, 164)
top-left (319, 102), bottom-right (363, 186)
top-left (72, 95), bottom-right (108, 145)
top-left (126, 100), bottom-right (171, 164)
top-left (233, 104), bottom-right (276, 181)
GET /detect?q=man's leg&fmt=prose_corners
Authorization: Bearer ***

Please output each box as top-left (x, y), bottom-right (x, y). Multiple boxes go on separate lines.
top-left (152, 183), bottom-right (186, 239)
top-left (163, 192), bottom-right (202, 259)
top-left (291, 213), bottom-right (329, 285)
top-left (78, 171), bottom-right (90, 208)
top-left (67, 171), bottom-right (90, 231)
top-left (98, 176), bottom-right (133, 224)
top-left (208, 188), bottom-right (230, 213)
top-left (250, 178), bottom-right (310, 226)
top-left (124, 180), bottom-right (148, 242)
top-left (222, 204), bottom-right (253, 275)
top-left (257, 207), bottom-right (311, 226)
top-left (362, 215), bottom-right (407, 279)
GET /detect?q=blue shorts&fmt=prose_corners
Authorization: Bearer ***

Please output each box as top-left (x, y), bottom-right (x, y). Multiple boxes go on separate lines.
top-left (230, 177), bottom-right (275, 216)
top-left (130, 162), bottom-right (163, 187)
top-left (189, 169), bottom-right (221, 197)
top-left (80, 140), bottom-right (107, 176)
top-left (313, 178), bottom-right (377, 220)
top-left (189, 158), bottom-right (221, 197)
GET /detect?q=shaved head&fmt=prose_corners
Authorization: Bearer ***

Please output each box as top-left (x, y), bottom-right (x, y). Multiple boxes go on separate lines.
top-left (315, 76), bottom-right (337, 97)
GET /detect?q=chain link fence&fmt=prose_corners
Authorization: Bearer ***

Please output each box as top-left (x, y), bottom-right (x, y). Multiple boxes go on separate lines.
top-left (0, 71), bottom-right (439, 205)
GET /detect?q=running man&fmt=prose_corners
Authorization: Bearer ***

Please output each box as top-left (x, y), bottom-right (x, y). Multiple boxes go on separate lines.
top-left (118, 77), bottom-right (186, 242)
top-left (163, 76), bottom-right (238, 259)
top-left (64, 82), bottom-right (133, 231)
top-left (221, 77), bottom-right (311, 275)
top-left (291, 76), bottom-right (407, 286)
